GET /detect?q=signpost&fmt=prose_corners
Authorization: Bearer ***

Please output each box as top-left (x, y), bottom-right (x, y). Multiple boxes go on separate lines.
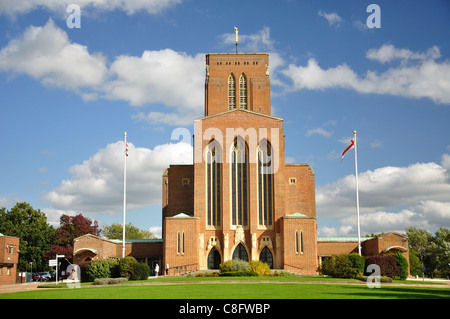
top-left (55, 254), bottom-right (65, 285)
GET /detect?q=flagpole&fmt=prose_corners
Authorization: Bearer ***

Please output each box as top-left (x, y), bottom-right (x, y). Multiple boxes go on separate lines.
top-left (122, 131), bottom-right (127, 258)
top-left (354, 130), bottom-right (361, 255)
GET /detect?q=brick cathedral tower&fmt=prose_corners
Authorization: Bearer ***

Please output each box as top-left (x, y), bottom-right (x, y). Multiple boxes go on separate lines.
top-left (162, 51), bottom-right (318, 274)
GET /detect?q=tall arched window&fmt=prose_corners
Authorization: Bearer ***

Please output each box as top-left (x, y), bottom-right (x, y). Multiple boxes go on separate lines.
top-left (239, 74), bottom-right (247, 109)
top-left (206, 140), bottom-right (221, 226)
top-left (231, 137), bottom-right (248, 226)
top-left (258, 139), bottom-right (274, 226)
top-left (228, 74), bottom-right (236, 109)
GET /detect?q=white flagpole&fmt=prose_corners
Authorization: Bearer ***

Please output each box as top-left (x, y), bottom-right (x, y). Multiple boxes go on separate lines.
top-left (353, 130), bottom-right (361, 255)
top-left (122, 131), bottom-right (127, 258)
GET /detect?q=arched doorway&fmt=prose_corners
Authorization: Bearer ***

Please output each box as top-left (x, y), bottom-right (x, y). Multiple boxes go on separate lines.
top-left (232, 243), bottom-right (249, 262)
top-left (207, 247), bottom-right (221, 269)
top-left (259, 247), bottom-right (273, 269)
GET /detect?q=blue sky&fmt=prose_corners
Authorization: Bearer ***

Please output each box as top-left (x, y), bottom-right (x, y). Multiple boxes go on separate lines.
top-left (1, 0), bottom-right (449, 238)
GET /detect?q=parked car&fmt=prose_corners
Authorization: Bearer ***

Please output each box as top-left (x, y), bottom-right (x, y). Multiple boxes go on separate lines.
top-left (38, 272), bottom-right (52, 281)
top-left (32, 273), bottom-right (41, 281)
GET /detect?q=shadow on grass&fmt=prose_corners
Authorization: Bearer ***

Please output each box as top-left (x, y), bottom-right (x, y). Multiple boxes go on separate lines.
top-left (330, 285), bottom-right (450, 299)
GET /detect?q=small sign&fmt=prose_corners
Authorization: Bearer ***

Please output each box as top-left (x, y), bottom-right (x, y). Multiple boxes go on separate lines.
top-left (49, 259), bottom-right (57, 266)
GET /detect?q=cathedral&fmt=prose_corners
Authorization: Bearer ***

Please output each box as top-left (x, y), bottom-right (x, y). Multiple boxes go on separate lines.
top-left (162, 52), bottom-right (318, 274)
top-left (73, 51), bottom-right (409, 276)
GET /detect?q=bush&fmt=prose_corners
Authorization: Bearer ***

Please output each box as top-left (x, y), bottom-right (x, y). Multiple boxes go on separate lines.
top-left (393, 253), bottom-right (409, 280)
top-left (130, 262), bottom-right (150, 280)
top-left (321, 254), bottom-right (359, 279)
top-left (220, 270), bottom-right (258, 277)
top-left (347, 253), bottom-right (365, 277)
top-left (93, 277), bottom-right (128, 285)
top-left (86, 259), bottom-right (119, 282)
top-left (365, 255), bottom-right (400, 279)
top-left (119, 256), bottom-right (137, 279)
top-left (219, 259), bottom-right (250, 273)
top-left (357, 275), bottom-right (393, 283)
top-left (219, 259), bottom-right (268, 277)
top-left (249, 261), bottom-right (270, 276)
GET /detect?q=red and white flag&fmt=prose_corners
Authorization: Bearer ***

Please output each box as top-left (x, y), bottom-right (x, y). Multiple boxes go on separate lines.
top-left (341, 138), bottom-right (355, 162)
top-left (125, 142), bottom-right (129, 157)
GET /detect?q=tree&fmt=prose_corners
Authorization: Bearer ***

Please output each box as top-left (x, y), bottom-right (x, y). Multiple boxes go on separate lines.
top-left (406, 226), bottom-right (450, 278)
top-left (406, 226), bottom-right (433, 263)
top-left (0, 202), bottom-right (55, 271)
top-left (431, 227), bottom-right (450, 278)
top-left (102, 222), bottom-right (157, 240)
top-left (45, 214), bottom-right (101, 262)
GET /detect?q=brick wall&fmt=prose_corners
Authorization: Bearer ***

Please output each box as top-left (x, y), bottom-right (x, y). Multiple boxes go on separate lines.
top-left (0, 235), bottom-right (20, 285)
top-left (205, 53), bottom-right (270, 116)
top-left (280, 216), bottom-right (318, 275)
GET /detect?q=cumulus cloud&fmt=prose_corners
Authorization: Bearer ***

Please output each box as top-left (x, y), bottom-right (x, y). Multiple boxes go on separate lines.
top-left (0, 19), bottom-right (107, 96)
top-left (44, 140), bottom-right (193, 215)
top-left (0, 20), bottom-right (204, 122)
top-left (317, 154), bottom-right (450, 236)
top-left (104, 49), bottom-right (204, 117)
top-left (0, 0), bottom-right (182, 16)
top-left (282, 44), bottom-right (450, 105)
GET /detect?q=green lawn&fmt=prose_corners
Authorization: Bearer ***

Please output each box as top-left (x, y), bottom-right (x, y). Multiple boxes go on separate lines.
top-left (1, 277), bottom-right (449, 299)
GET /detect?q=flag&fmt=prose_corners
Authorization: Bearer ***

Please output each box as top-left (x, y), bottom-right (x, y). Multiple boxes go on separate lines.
top-left (341, 138), bottom-right (355, 162)
top-left (125, 142), bottom-right (128, 157)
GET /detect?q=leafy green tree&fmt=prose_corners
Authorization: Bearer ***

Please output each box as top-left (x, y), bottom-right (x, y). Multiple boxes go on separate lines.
top-left (406, 226), bottom-right (433, 263)
top-left (0, 202), bottom-right (55, 271)
top-left (431, 227), bottom-right (450, 278)
top-left (102, 222), bottom-right (156, 239)
top-left (408, 249), bottom-right (422, 277)
top-left (406, 226), bottom-right (450, 278)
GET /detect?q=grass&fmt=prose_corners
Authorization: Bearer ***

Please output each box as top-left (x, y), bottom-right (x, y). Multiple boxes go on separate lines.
top-left (1, 276), bottom-right (449, 299)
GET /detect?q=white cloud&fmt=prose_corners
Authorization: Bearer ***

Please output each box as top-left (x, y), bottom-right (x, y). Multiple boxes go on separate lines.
top-left (0, 21), bottom-right (204, 122)
top-left (317, 154), bottom-right (450, 235)
top-left (104, 49), bottom-right (204, 111)
top-left (306, 127), bottom-right (332, 138)
top-left (366, 44), bottom-right (441, 64)
top-left (282, 44), bottom-right (450, 105)
top-left (44, 140), bottom-right (193, 215)
top-left (0, 0), bottom-right (182, 16)
top-left (218, 26), bottom-right (275, 52)
top-left (0, 19), bottom-right (107, 94)
top-left (318, 10), bottom-right (343, 27)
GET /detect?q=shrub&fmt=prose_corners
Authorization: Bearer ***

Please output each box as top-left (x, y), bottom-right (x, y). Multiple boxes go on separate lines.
top-left (347, 253), bottom-right (365, 277)
top-left (219, 259), bottom-right (267, 276)
top-left (321, 254), bottom-right (355, 278)
top-left (86, 259), bottom-right (119, 282)
top-left (219, 259), bottom-right (250, 273)
top-left (219, 260), bottom-right (233, 273)
top-left (220, 270), bottom-right (258, 277)
top-left (93, 277), bottom-right (128, 285)
top-left (119, 256), bottom-right (137, 279)
top-left (357, 275), bottom-right (393, 283)
top-left (365, 255), bottom-right (400, 279)
top-left (130, 262), bottom-right (150, 280)
top-left (393, 253), bottom-right (409, 280)
top-left (249, 261), bottom-right (270, 276)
